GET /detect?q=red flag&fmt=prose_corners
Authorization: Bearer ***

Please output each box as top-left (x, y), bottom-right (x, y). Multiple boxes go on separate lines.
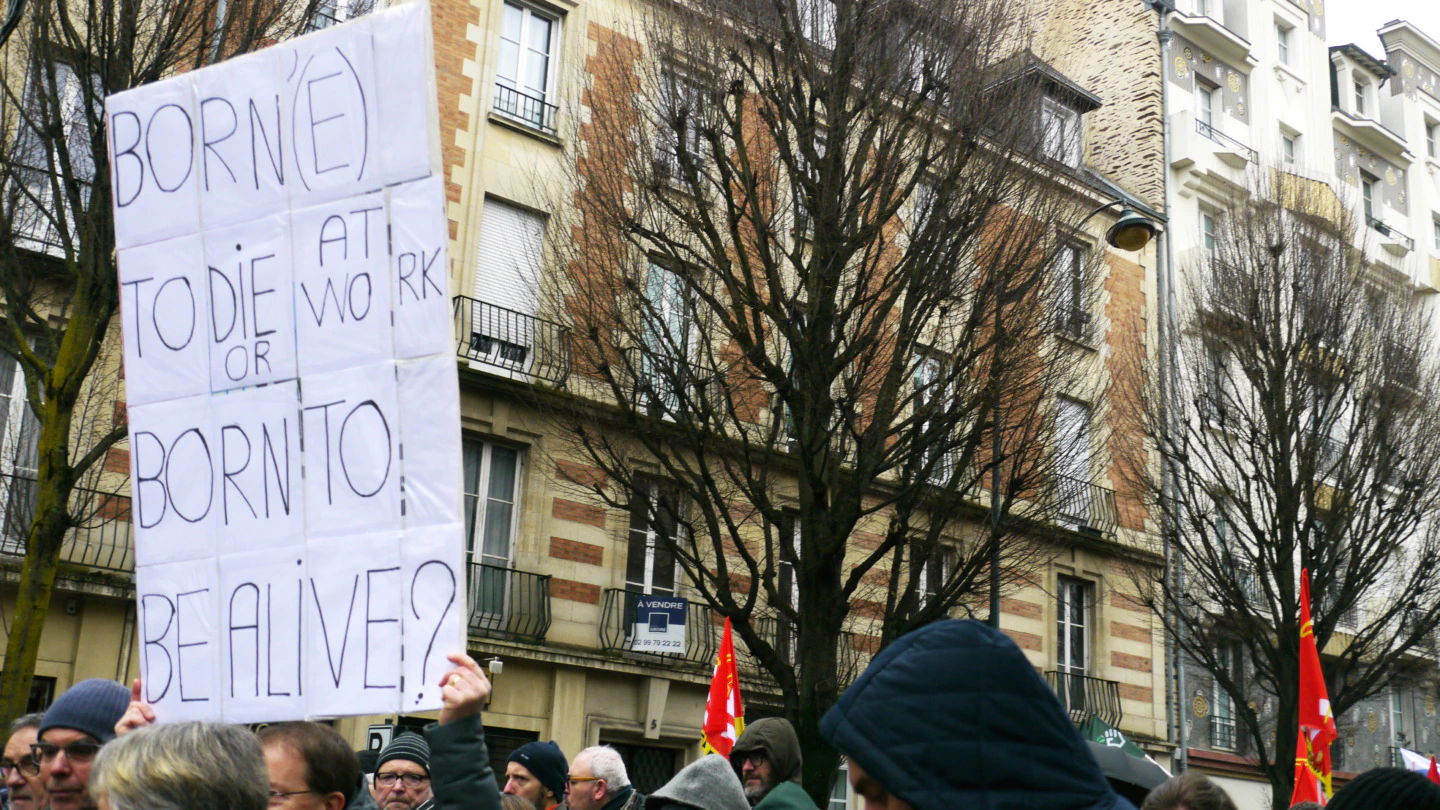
top-left (701, 618), bottom-right (745, 756)
top-left (1298, 569), bottom-right (1338, 797)
top-left (1290, 731), bottom-right (1326, 806)
top-left (1428, 757), bottom-right (1439, 785)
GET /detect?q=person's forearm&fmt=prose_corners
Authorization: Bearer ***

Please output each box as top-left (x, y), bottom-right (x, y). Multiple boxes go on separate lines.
top-left (425, 713), bottom-right (501, 810)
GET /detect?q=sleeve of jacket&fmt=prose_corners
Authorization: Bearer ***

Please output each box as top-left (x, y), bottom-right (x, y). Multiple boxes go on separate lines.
top-left (424, 714), bottom-right (502, 810)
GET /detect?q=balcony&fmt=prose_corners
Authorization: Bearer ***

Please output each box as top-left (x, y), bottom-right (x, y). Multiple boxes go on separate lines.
top-left (1369, 218), bottom-right (1415, 256)
top-left (0, 471), bottom-right (134, 573)
top-left (466, 563), bottom-right (551, 644)
top-left (735, 614), bottom-right (870, 687)
top-left (1045, 670), bottom-right (1123, 727)
top-left (597, 588), bottom-right (720, 667)
top-left (1170, 112), bottom-right (1253, 196)
top-left (1051, 475), bottom-right (1118, 537)
top-left (453, 296), bottom-right (571, 386)
top-left (493, 85), bottom-right (559, 136)
top-left (1194, 119), bottom-right (1257, 168)
top-left (6, 164), bottom-right (91, 257)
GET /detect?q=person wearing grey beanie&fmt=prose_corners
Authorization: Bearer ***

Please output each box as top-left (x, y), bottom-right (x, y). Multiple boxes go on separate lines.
top-left (648, 755), bottom-right (750, 810)
top-left (35, 678), bottom-right (130, 810)
top-left (371, 733), bottom-right (433, 810)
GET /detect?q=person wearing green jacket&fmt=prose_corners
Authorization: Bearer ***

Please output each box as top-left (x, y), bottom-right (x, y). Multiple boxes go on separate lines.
top-left (728, 719), bottom-right (818, 810)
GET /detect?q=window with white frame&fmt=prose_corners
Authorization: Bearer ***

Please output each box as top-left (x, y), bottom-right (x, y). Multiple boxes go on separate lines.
top-left (776, 514), bottom-right (802, 664)
top-left (1195, 79), bottom-right (1217, 130)
top-left (494, 1), bottom-right (561, 133)
top-left (1361, 172), bottom-right (1378, 223)
top-left (1433, 217), bottom-right (1440, 252)
top-left (797, 0), bottom-right (837, 51)
top-left (1201, 210), bottom-right (1219, 255)
top-left (1282, 132), bottom-right (1298, 166)
top-left (914, 543), bottom-right (955, 609)
top-left (626, 481), bottom-right (681, 597)
top-left (0, 352), bottom-right (40, 548)
top-left (12, 62), bottom-right (96, 254)
top-left (1054, 577), bottom-right (1092, 716)
top-left (1275, 22), bottom-right (1292, 66)
top-left (1201, 344), bottom-right (1226, 423)
top-left (309, 0), bottom-right (374, 31)
top-left (642, 262), bottom-right (695, 415)
top-left (1055, 398), bottom-right (1093, 524)
top-left (1040, 99), bottom-right (1082, 168)
top-left (1392, 687), bottom-right (1412, 748)
top-left (1427, 120), bottom-right (1439, 159)
top-left (1353, 76), bottom-right (1367, 117)
top-left (657, 72), bottom-right (706, 181)
top-left (470, 198), bottom-right (545, 373)
top-left (828, 762), bottom-right (850, 810)
top-left (1211, 644), bottom-right (1240, 749)
top-left (1053, 243), bottom-right (1088, 339)
top-left (463, 439), bottom-right (523, 617)
top-left (913, 351), bottom-right (955, 484)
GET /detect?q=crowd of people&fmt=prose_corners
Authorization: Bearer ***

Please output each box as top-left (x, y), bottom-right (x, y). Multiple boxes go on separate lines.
top-left (3, 620), bottom-right (1440, 810)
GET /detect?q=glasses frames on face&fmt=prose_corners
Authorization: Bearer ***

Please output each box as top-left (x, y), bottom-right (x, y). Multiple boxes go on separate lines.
top-left (269, 790), bottom-right (322, 805)
top-left (742, 753), bottom-right (767, 768)
top-left (568, 776), bottom-right (603, 786)
top-left (375, 772), bottom-right (431, 788)
top-left (31, 741), bottom-right (102, 764)
top-left (1, 757), bottom-right (40, 776)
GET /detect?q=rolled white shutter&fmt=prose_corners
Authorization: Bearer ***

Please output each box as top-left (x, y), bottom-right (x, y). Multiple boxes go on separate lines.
top-left (473, 197), bottom-right (544, 316)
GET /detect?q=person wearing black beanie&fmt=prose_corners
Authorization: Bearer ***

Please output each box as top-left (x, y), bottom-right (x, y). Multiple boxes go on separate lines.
top-left (505, 741), bottom-right (568, 810)
top-left (1326, 767), bottom-right (1440, 810)
top-left (372, 733), bottom-right (433, 810)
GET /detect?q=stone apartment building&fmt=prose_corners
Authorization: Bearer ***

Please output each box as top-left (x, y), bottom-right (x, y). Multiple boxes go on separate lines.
top-left (1158, 0), bottom-right (1440, 803)
top-left (0, 0), bottom-right (1173, 801)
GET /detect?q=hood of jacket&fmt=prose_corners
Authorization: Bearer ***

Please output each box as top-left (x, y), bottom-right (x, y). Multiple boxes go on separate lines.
top-left (730, 717), bottom-right (804, 784)
top-left (648, 754), bottom-right (750, 810)
top-left (820, 619), bottom-right (1136, 810)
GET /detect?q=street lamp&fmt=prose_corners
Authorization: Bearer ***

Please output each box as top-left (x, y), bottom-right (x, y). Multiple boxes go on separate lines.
top-left (1107, 207), bottom-right (1162, 252)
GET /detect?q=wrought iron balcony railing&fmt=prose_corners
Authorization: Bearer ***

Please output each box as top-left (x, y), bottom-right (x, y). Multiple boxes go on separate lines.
top-left (736, 615), bottom-right (868, 687)
top-left (0, 470), bottom-right (133, 573)
top-left (1052, 474), bottom-right (1118, 537)
top-left (453, 295), bottom-right (571, 386)
top-left (466, 563), bottom-right (551, 644)
top-left (1194, 119), bottom-right (1258, 165)
top-left (493, 85), bottom-right (559, 135)
top-left (1369, 218), bottom-right (1415, 252)
top-left (597, 588), bottom-right (720, 666)
top-left (1045, 670), bottom-right (1123, 727)
top-left (5, 163), bottom-right (92, 256)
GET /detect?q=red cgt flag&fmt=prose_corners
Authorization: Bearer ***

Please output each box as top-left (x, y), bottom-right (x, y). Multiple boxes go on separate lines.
top-left (1428, 757), bottom-right (1439, 785)
top-left (1293, 568), bottom-right (1339, 804)
top-left (1291, 731), bottom-right (1326, 806)
top-left (702, 617), bottom-right (745, 756)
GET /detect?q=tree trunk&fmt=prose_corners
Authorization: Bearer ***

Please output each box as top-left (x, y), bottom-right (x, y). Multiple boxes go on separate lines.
top-left (0, 481), bottom-right (72, 729)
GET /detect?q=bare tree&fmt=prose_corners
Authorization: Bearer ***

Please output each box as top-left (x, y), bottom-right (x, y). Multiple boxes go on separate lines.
top-left (0, 0), bottom-right (323, 728)
top-left (530, 0), bottom-right (1123, 799)
top-left (1126, 170), bottom-right (1440, 808)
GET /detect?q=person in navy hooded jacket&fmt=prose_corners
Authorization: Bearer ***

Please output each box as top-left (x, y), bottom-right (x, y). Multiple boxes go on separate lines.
top-left (820, 619), bottom-right (1138, 810)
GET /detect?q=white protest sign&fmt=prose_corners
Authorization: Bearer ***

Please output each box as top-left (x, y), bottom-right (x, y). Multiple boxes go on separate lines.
top-left (111, 2), bottom-right (466, 723)
top-left (118, 235), bottom-right (210, 406)
top-left (137, 558), bottom-right (222, 722)
top-left (205, 214), bottom-right (298, 391)
top-left (220, 548), bottom-right (307, 723)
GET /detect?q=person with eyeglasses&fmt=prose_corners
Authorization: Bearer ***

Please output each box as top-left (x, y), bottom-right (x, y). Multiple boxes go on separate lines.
top-left (369, 734), bottom-right (432, 810)
top-left (728, 719), bottom-right (815, 810)
top-left (564, 746), bottom-right (643, 810)
top-left (33, 679), bottom-right (130, 810)
top-left (256, 722), bottom-right (363, 810)
top-left (3, 713), bottom-right (46, 810)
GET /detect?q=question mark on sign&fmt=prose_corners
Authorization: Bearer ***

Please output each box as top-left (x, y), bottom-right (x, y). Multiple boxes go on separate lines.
top-left (409, 560), bottom-right (456, 704)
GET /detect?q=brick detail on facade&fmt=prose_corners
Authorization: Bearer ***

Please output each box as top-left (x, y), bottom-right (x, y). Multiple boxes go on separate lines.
top-left (557, 460), bottom-right (607, 489)
top-left (97, 493), bottom-right (131, 521)
top-left (113, 401), bottom-right (127, 428)
top-left (1103, 252), bottom-right (1150, 534)
top-left (850, 634), bottom-right (881, 654)
top-left (431, 0), bottom-right (481, 240)
top-left (103, 447), bottom-right (130, 474)
top-left (851, 531), bottom-right (884, 551)
top-left (1001, 597), bottom-right (1043, 620)
top-left (1117, 683), bottom-right (1153, 703)
top-left (551, 578), bottom-right (601, 604)
top-left (1002, 629), bottom-right (1043, 651)
top-left (850, 599), bottom-right (885, 620)
top-left (1110, 591), bottom-right (1147, 613)
top-left (549, 537), bottom-right (604, 566)
top-left (1110, 621), bottom-right (1152, 643)
top-left (553, 498), bottom-right (606, 528)
top-left (1112, 651), bottom-right (1152, 673)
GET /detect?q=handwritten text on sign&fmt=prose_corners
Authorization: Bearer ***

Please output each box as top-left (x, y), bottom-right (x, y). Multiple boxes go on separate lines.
top-left (110, 2), bottom-right (464, 722)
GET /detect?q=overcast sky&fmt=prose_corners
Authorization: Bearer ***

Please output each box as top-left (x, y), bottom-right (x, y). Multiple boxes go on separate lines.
top-left (1326, 0), bottom-right (1440, 58)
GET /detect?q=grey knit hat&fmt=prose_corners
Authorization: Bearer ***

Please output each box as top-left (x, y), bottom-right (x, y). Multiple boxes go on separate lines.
top-left (376, 732), bottom-right (431, 776)
top-left (648, 754), bottom-right (749, 810)
top-left (38, 679), bottom-right (130, 744)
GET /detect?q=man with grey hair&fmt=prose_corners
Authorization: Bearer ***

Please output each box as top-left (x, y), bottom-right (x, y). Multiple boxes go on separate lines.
top-left (565, 747), bottom-right (643, 810)
top-left (3, 713), bottom-right (45, 810)
top-left (90, 722), bottom-right (268, 810)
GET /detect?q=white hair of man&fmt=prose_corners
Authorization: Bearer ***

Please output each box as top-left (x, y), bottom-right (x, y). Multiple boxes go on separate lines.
top-left (579, 746), bottom-right (630, 791)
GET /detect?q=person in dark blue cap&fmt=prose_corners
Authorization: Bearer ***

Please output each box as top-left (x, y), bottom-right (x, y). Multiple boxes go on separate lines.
top-left (505, 741), bottom-right (568, 810)
top-left (35, 678), bottom-right (130, 810)
top-left (820, 619), bottom-right (1137, 810)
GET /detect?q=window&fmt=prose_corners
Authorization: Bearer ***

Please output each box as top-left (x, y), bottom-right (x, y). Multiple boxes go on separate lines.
top-left (26, 676), bottom-right (56, 713)
top-left (1282, 133), bottom-right (1297, 165)
top-left (0, 353), bottom-right (39, 551)
top-left (463, 439), bottom-right (522, 619)
top-left (1353, 76), bottom-right (1367, 116)
top-left (829, 762), bottom-right (851, 810)
top-left (914, 544), bottom-right (955, 609)
top-left (913, 352), bottom-right (955, 483)
top-left (1195, 0), bottom-right (1207, 15)
top-left (1433, 217), bottom-right (1440, 252)
top-left (1201, 345), bottom-right (1225, 422)
top-left (776, 514), bottom-right (802, 664)
top-left (626, 481), bottom-right (681, 597)
top-left (1055, 399), bottom-right (1093, 525)
top-left (1201, 210), bottom-right (1218, 255)
top-left (1392, 688), bottom-right (1411, 748)
top-left (1276, 22), bottom-right (1292, 65)
top-left (1195, 80), bottom-right (1216, 130)
top-left (1053, 243), bottom-right (1088, 339)
top-left (494, 1), bottom-right (560, 133)
top-left (642, 263), bottom-right (696, 415)
top-left (469, 198), bottom-right (545, 373)
top-left (12, 62), bottom-right (96, 254)
top-left (798, 0), bottom-right (837, 51)
top-left (1054, 577), bottom-right (1092, 715)
top-left (1361, 172), bottom-right (1377, 223)
top-left (1211, 645), bottom-right (1240, 749)
top-left (309, 0), bottom-right (373, 31)
top-left (1041, 99), bottom-right (1082, 167)
top-left (1428, 121), bottom-right (1438, 159)
top-left (657, 73), bottom-right (706, 181)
